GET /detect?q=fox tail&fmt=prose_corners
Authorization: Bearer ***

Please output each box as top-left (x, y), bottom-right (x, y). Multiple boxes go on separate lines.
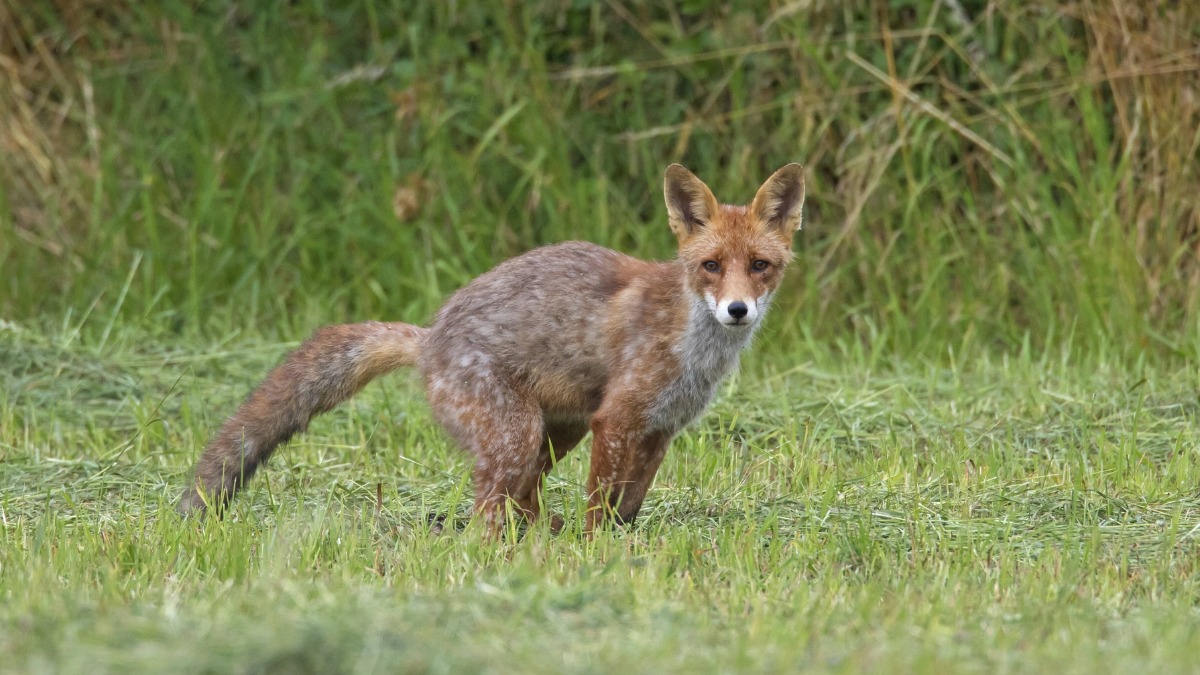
top-left (177, 321), bottom-right (427, 516)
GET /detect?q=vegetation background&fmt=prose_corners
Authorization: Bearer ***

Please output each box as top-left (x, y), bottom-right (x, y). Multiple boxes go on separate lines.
top-left (2, 0), bottom-right (1198, 672)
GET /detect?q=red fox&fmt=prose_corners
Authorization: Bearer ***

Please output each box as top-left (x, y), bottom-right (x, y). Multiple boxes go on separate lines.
top-left (178, 163), bottom-right (805, 533)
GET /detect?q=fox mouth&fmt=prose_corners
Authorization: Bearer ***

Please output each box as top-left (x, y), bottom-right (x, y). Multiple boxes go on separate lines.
top-left (718, 317), bottom-right (754, 328)
top-left (701, 292), bottom-right (760, 328)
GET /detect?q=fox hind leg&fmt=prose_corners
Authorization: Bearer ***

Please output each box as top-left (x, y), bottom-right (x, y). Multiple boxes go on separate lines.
top-left (473, 420), bottom-right (587, 534)
top-left (425, 373), bottom-right (549, 534)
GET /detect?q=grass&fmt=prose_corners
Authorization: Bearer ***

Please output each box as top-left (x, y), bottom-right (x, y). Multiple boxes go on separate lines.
top-left (3, 1), bottom-right (1198, 359)
top-left (3, 0), bottom-right (1200, 672)
top-left (3, 324), bottom-right (1200, 672)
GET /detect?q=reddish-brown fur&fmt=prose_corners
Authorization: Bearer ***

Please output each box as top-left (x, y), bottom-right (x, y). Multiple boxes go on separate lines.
top-left (178, 164), bottom-right (805, 534)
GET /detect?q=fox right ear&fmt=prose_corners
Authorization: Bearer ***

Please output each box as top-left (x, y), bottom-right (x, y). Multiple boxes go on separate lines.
top-left (750, 163), bottom-right (805, 235)
top-left (664, 164), bottom-right (720, 242)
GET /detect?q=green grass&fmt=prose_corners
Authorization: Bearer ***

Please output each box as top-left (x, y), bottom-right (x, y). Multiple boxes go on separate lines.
top-left (3, 324), bottom-right (1200, 672)
top-left (3, 0), bottom-right (1200, 672)
top-left (3, 1), bottom-right (1198, 359)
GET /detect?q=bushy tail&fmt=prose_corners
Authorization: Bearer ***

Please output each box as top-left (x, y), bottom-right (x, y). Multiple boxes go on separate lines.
top-left (177, 321), bottom-right (428, 516)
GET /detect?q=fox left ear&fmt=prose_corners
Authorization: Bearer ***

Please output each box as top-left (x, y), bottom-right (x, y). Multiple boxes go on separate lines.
top-left (750, 163), bottom-right (806, 235)
top-left (664, 164), bottom-right (720, 243)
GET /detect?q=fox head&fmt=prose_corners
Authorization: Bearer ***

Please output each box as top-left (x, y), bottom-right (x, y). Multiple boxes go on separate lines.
top-left (664, 163), bottom-right (805, 329)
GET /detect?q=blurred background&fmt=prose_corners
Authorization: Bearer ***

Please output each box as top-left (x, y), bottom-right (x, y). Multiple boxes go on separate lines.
top-left (2, 0), bottom-right (1197, 362)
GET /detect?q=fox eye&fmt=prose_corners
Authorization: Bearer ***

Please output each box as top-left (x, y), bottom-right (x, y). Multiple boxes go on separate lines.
top-left (752, 259), bottom-right (770, 271)
top-left (703, 261), bottom-right (721, 273)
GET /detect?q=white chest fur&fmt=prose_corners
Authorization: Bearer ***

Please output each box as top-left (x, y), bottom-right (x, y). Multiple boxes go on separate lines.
top-left (646, 297), bottom-right (757, 432)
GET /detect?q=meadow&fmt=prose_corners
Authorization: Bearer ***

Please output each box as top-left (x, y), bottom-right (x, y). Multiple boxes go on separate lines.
top-left (2, 1), bottom-right (1199, 672)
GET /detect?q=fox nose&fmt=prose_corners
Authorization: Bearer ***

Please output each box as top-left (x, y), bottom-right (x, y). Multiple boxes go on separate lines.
top-left (727, 301), bottom-right (749, 320)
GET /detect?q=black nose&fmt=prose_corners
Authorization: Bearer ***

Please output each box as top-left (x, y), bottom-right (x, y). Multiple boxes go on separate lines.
top-left (728, 301), bottom-right (748, 319)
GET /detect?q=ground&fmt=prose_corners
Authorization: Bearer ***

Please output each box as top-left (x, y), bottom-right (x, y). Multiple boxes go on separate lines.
top-left (3, 324), bottom-right (1198, 673)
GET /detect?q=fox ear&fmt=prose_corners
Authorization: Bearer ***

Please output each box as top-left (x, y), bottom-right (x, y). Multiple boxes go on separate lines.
top-left (664, 164), bottom-right (720, 242)
top-left (750, 163), bottom-right (805, 235)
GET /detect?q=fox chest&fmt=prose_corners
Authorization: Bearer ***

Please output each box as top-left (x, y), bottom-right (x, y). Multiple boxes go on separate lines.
top-left (645, 350), bottom-right (740, 433)
top-left (648, 362), bottom-right (729, 429)
top-left (638, 306), bottom-right (753, 433)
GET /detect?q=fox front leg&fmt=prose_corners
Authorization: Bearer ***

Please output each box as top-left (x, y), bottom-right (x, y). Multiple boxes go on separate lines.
top-left (585, 414), bottom-right (671, 532)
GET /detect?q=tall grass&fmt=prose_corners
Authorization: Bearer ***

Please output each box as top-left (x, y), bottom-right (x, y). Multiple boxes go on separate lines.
top-left (2, 0), bottom-right (1196, 361)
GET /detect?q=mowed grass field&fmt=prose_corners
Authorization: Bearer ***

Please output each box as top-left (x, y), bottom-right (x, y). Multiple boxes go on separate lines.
top-left (4, 327), bottom-right (1200, 672)
top-left (3, 1), bottom-right (1200, 673)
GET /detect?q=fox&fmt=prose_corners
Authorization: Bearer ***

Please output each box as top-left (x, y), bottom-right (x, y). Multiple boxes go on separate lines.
top-left (178, 163), bottom-right (805, 533)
